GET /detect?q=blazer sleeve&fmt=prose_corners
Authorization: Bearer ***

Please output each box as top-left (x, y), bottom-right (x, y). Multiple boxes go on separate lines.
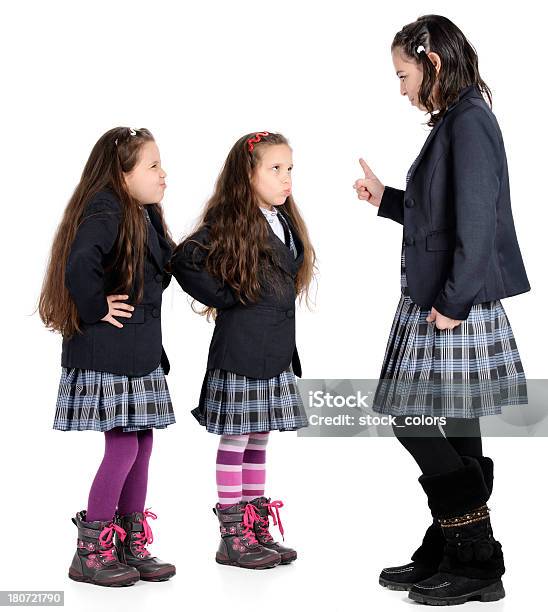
top-left (171, 229), bottom-right (239, 309)
top-left (65, 196), bottom-right (121, 324)
top-left (377, 186), bottom-right (405, 225)
top-left (432, 106), bottom-right (500, 320)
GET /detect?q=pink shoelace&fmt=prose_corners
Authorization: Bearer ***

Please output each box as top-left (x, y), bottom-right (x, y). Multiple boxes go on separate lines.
top-left (98, 522), bottom-right (127, 562)
top-left (263, 499), bottom-right (285, 541)
top-left (133, 508), bottom-right (157, 557)
top-left (257, 515), bottom-right (274, 542)
top-left (242, 504), bottom-right (260, 545)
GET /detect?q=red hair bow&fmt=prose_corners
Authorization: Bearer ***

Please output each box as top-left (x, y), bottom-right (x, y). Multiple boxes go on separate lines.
top-left (247, 132), bottom-right (270, 152)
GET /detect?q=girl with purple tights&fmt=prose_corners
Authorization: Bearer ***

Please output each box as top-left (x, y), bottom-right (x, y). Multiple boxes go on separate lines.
top-left (39, 127), bottom-right (176, 586)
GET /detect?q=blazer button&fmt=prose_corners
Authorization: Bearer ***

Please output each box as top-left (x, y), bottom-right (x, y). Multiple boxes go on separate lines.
top-left (154, 273), bottom-right (163, 283)
top-left (151, 308), bottom-right (160, 318)
top-left (286, 309), bottom-right (294, 318)
top-left (404, 237), bottom-right (415, 246)
top-left (405, 198), bottom-right (415, 208)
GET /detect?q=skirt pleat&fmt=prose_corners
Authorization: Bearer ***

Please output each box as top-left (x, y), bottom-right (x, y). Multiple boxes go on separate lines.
top-left (192, 367), bottom-right (308, 435)
top-left (373, 247), bottom-right (527, 418)
top-left (53, 365), bottom-right (176, 432)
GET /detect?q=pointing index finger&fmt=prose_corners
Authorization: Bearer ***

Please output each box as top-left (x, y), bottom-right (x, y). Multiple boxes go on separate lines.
top-left (359, 158), bottom-right (374, 179)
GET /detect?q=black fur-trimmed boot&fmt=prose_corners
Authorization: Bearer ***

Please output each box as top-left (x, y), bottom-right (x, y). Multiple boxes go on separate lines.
top-left (214, 502), bottom-right (282, 569)
top-left (68, 510), bottom-right (140, 587)
top-left (379, 522), bottom-right (445, 590)
top-left (408, 457), bottom-right (505, 605)
top-left (379, 456), bottom-right (494, 591)
top-left (115, 509), bottom-right (176, 581)
top-left (249, 497), bottom-right (297, 564)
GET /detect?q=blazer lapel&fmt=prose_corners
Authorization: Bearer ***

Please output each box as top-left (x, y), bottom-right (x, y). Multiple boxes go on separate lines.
top-left (264, 210), bottom-right (302, 277)
top-left (405, 117), bottom-right (446, 185)
top-left (279, 209), bottom-right (304, 269)
top-left (145, 205), bottom-right (172, 272)
top-left (266, 223), bottom-right (294, 276)
top-left (406, 85), bottom-right (484, 185)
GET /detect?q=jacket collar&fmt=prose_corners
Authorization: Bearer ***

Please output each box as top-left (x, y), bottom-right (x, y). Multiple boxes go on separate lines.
top-left (447, 84), bottom-right (484, 109)
top-left (406, 85), bottom-right (484, 185)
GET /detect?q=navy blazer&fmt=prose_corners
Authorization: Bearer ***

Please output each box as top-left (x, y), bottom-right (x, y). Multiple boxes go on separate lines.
top-left (378, 85), bottom-right (530, 320)
top-left (171, 210), bottom-right (304, 379)
top-left (61, 190), bottom-right (173, 376)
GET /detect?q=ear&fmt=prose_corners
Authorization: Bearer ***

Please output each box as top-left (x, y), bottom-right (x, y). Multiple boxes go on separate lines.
top-left (426, 51), bottom-right (442, 75)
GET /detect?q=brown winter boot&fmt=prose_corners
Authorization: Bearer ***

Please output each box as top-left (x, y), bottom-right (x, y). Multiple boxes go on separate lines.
top-left (249, 497), bottom-right (297, 564)
top-left (115, 509), bottom-right (176, 581)
top-left (68, 510), bottom-right (140, 587)
top-left (214, 502), bottom-right (282, 569)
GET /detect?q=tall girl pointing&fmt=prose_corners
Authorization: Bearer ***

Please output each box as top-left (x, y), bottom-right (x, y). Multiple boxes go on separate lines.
top-left (354, 15), bottom-right (530, 606)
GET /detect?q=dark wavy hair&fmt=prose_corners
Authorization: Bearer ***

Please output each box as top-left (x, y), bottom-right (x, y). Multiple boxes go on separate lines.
top-left (392, 14), bottom-right (492, 126)
top-left (39, 127), bottom-right (173, 337)
top-left (175, 132), bottom-right (316, 317)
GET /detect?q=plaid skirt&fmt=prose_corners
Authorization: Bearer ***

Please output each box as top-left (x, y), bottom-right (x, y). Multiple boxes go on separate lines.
top-left (192, 366), bottom-right (308, 435)
top-left (53, 365), bottom-right (176, 432)
top-left (373, 247), bottom-right (528, 418)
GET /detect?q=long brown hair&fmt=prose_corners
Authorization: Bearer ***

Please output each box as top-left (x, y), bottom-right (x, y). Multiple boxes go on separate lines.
top-left (39, 127), bottom-right (173, 337)
top-left (176, 132), bottom-right (316, 317)
top-left (392, 15), bottom-right (492, 127)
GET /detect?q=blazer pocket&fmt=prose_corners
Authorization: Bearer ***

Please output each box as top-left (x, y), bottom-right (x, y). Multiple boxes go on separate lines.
top-left (426, 228), bottom-right (455, 252)
top-left (265, 311), bottom-right (294, 359)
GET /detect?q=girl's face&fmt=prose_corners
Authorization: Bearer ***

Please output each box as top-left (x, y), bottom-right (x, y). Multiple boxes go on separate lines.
top-left (123, 140), bottom-right (167, 204)
top-left (251, 144), bottom-right (293, 210)
top-left (392, 47), bottom-right (441, 111)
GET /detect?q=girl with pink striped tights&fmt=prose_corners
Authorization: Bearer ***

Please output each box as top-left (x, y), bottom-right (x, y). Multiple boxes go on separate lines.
top-left (172, 131), bottom-right (315, 569)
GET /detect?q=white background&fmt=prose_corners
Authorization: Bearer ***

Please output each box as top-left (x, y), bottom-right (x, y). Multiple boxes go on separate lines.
top-left (3, 1), bottom-right (547, 611)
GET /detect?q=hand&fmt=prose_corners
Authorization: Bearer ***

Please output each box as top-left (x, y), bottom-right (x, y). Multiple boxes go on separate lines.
top-left (101, 294), bottom-right (134, 328)
top-left (353, 158), bottom-right (385, 207)
top-left (426, 307), bottom-right (462, 331)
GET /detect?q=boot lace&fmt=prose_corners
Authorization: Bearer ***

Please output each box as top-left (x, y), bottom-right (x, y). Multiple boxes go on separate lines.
top-left (133, 508), bottom-right (157, 557)
top-left (98, 522), bottom-right (127, 562)
top-left (242, 504), bottom-right (260, 545)
top-left (264, 499), bottom-right (285, 541)
top-left (257, 514), bottom-right (274, 542)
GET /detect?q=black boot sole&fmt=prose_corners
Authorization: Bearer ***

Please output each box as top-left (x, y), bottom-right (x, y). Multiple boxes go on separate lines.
top-left (379, 577), bottom-right (414, 591)
top-left (68, 569), bottom-right (139, 587)
top-left (379, 566), bottom-right (438, 591)
top-left (215, 553), bottom-right (280, 569)
top-left (408, 580), bottom-right (505, 605)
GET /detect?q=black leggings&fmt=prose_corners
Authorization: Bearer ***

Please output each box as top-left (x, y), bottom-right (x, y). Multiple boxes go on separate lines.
top-left (392, 416), bottom-right (483, 475)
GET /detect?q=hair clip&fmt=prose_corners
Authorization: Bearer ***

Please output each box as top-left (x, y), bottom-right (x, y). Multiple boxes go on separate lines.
top-left (416, 45), bottom-right (426, 54)
top-left (247, 132), bottom-right (270, 152)
top-left (114, 128), bottom-right (138, 146)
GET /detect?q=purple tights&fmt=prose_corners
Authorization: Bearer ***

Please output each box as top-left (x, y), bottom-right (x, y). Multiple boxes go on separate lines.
top-left (86, 428), bottom-right (153, 522)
